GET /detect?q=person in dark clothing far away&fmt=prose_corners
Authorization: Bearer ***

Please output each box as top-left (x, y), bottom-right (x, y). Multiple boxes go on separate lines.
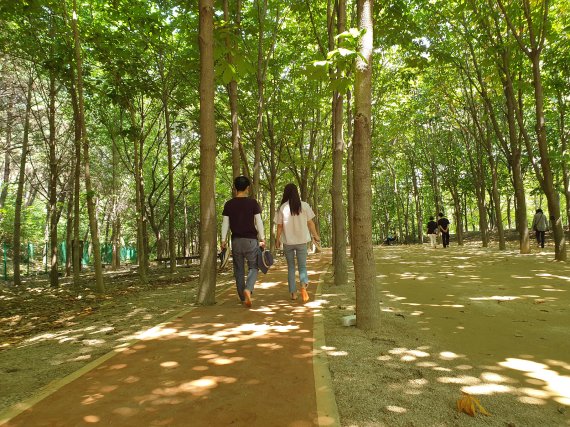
top-left (437, 212), bottom-right (450, 248)
top-left (221, 176), bottom-right (266, 308)
top-left (531, 208), bottom-right (548, 248)
top-left (427, 216), bottom-right (438, 248)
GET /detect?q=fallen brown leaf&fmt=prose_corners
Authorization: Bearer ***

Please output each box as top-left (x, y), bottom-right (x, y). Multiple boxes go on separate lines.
top-left (456, 392), bottom-right (490, 417)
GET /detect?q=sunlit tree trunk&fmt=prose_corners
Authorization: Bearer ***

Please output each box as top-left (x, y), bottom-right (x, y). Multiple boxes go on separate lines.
top-left (224, 0), bottom-right (242, 179)
top-left (0, 101), bottom-right (12, 209)
top-left (72, 0), bottom-right (104, 293)
top-left (330, 0), bottom-right (348, 285)
top-left (13, 75), bottom-right (33, 287)
top-left (353, 0), bottom-right (380, 331)
top-left (498, 0), bottom-right (566, 260)
top-left (197, 0), bottom-right (217, 305)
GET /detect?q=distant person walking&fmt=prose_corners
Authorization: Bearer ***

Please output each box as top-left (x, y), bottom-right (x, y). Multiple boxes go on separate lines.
top-left (275, 183), bottom-right (320, 303)
top-left (221, 176), bottom-right (266, 308)
top-left (427, 216), bottom-right (438, 249)
top-left (438, 212), bottom-right (450, 248)
top-left (532, 208), bottom-right (548, 248)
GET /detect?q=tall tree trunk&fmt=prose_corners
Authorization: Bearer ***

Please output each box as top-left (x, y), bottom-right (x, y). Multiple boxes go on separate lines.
top-left (450, 186), bottom-right (463, 246)
top-left (410, 161), bottom-right (423, 243)
top-left (13, 75), bottom-right (33, 287)
top-left (346, 89), bottom-right (354, 256)
top-left (502, 49), bottom-right (530, 253)
top-left (0, 102), bottom-right (12, 209)
top-left (69, 71), bottom-right (82, 284)
top-left (252, 0), bottom-right (268, 198)
top-left (197, 0), bottom-right (218, 305)
top-left (48, 65), bottom-right (59, 288)
top-left (65, 189), bottom-right (73, 276)
top-left (72, 0), bottom-right (104, 292)
top-left (224, 0), bottom-right (243, 179)
top-left (353, 0), bottom-right (380, 331)
top-left (559, 92), bottom-right (570, 230)
top-left (330, 0), bottom-right (347, 285)
top-left (530, 51), bottom-right (566, 260)
top-left (162, 89), bottom-right (176, 273)
top-left (130, 107), bottom-right (147, 284)
top-left (498, 0), bottom-right (565, 260)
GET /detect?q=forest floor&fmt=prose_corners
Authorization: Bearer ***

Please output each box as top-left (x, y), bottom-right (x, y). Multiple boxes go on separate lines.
top-left (321, 241), bottom-right (570, 426)
top-left (1, 242), bottom-right (569, 426)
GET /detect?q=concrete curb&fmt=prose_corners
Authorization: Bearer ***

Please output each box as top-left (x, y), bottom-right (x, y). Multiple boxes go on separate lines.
top-left (313, 262), bottom-right (341, 427)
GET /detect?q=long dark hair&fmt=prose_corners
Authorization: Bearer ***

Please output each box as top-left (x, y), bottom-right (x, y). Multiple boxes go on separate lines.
top-left (280, 183), bottom-right (302, 215)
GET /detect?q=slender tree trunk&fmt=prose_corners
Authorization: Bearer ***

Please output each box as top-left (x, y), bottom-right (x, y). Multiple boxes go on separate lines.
top-left (330, 0), bottom-right (347, 285)
top-left (346, 90), bottom-right (354, 255)
top-left (65, 189), bottom-right (73, 276)
top-left (13, 75), bottom-right (33, 287)
top-left (72, 0), bottom-right (104, 292)
top-left (559, 93), bottom-right (570, 230)
top-left (353, 0), bottom-right (380, 331)
top-left (502, 51), bottom-right (530, 253)
top-left (69, 71), bottom-right (82, 284)
top-left (197, 0), bottom-right (218, 305)
top-left (411, 161), bottom-right (423, 243)
top-left (48, 66), bottom-right (59, 288)
top-left (0, 102), bottom-right (12, 208)
top-left (252, 0), bottom-right (268, 198)
top-left (130, 107), bottom-right (147, 284)
top-left (224, 0), bottom-right (243, 179)
top-left (451, 186), bottom-right (463, 246)
top-left (162, 89), bottom-right (176, 272)
top-left (530, 52), bottom-right (566, 260)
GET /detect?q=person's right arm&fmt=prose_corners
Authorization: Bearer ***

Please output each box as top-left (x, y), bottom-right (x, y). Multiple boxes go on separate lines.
top-left (307, 219), bottom-right (320, 243)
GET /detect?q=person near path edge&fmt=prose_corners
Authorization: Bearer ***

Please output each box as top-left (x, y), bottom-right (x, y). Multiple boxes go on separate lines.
top-left (275, 183), bottom-right (320, 303)
top-left (531, 208), bottom-right (548, 248)
top-left (437, 212), bottom-right (450, 248)
top-left (427, 216), bottom-right (438, 249)
top-left (221, 176), bottom-right (266, 308)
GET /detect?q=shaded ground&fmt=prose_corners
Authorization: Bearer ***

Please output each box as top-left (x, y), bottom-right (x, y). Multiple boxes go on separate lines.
top-left (0, 264), bottom-right (237, 412)
top-left (321, 242), bottom-right (570, 426)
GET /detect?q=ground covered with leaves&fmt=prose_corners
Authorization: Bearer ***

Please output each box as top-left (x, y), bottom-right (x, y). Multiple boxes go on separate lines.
top-left (0, 264), bottom-right (234, 412)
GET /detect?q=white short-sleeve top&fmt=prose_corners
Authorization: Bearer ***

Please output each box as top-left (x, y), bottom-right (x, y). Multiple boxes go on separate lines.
top-left (275, 201), bottom-right (315, 245)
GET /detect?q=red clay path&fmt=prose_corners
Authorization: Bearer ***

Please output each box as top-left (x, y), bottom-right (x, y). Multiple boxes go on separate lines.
top-left (3, 252), bottom-right (334, 427)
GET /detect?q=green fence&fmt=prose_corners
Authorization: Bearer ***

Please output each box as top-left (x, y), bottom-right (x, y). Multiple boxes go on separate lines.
top-left (1, 242), bottom-right (137, 281)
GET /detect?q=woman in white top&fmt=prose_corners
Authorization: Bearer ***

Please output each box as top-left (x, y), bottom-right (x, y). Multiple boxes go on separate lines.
top-left (275, 183), bottom-right (321, 302)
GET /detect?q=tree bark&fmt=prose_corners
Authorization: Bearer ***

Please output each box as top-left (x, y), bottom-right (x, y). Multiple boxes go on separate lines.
top-left (353, 0), bottom-right (380, 332)
top-left (0, 101), bottom-right (13, 209)
top-left (162, 84), bottom-right (176, 273)
top-left (497, 0), bottom-right (565, 260)
top-left (48, 63), bottom-right (59, 288)
top-left (197, 0), bottom-right (218, 305)
top-left (329, 0), bottom-right (348, 286)
top-left (72, 0), bottom-right (105, 292)
top-left (224, 0), bottom-right (243, 179)
top-left (13, 75), bottom-right (33, 287)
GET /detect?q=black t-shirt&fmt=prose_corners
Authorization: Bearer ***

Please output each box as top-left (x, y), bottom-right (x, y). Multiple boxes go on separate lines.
top-left (222, 197), bottom-right (262, 239)
top-left (437, 217), bottom-right (450, 232)
top-left (427, 220), bottom-right (438, 234)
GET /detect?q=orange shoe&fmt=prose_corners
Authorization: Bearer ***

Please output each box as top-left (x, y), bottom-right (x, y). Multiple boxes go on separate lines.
top-left (244, 290), bottom-right (252, 308)
top-left (301, 287), bottom-right (309, 303)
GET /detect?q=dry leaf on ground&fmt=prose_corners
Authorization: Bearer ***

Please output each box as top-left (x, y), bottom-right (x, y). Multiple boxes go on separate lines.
top-left (456, 392), bottom-right (490, 417)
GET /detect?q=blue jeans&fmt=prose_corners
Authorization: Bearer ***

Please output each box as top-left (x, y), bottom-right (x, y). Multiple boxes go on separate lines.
top-left (283, 244), bottom-right (308, 294)
top-left (232, 238), bottom-right (259, 301)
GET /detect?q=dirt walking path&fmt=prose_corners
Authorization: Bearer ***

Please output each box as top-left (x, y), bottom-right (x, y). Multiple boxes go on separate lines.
top-left (2, 253), bottom-right (335, 427)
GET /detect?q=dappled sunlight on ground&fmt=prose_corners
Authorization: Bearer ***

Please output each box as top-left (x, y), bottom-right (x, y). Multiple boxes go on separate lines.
top-left (321, 243), bottom-right (570, 426)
